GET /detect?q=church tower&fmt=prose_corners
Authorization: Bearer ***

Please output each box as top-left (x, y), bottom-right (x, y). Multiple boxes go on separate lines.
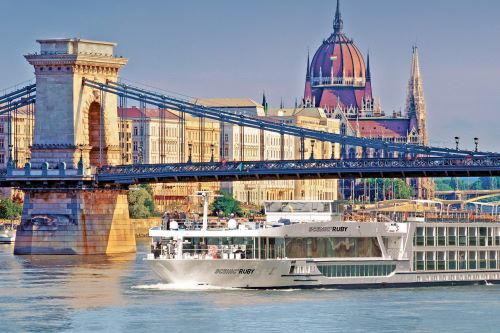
top-left (405, 46), bottom-right (428, 145)
top-left (405, 46), bottom-right (433, 198)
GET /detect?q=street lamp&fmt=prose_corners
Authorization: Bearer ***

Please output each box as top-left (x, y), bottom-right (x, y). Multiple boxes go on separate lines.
top-left (454, 136), bottom-right (460, 151)
top-left (474, 137), bottom-right (479, 152)
top-left (78, 144), bottom-right (84, 163)
top-left (138, 146), bottom-right (143, 164)
top-left (309, 140), bottom-right (315, 160)
top-left (187, 143), bottom-right (193, 163)
top-left (27, 145), bottom-right (32, 163)
top-left (210, 143), bottom-right (215, 163)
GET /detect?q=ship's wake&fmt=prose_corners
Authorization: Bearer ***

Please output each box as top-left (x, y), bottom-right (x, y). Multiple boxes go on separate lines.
top-left (132, 283), bottom-right (239, 291)
top-left (132, 283), bottom-right (307, 291)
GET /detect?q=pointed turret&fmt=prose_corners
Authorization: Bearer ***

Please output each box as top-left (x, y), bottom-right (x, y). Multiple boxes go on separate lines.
top-left (333, 0), bottom-right (343, 34)
top-left (364, 52), bottom-right (373, 101)
top-left (262, 91), bottom-right (268, 112)
top-left (305, 50), bottom-right (311, 80)
top-left (280, 97), bottom-right (284, 109)
top-left (405, 45), bottom-right (427, 145)
top-left (304, 51), bottom-right (313, 104)
top-left (365, 52), bottom-right (371, 80)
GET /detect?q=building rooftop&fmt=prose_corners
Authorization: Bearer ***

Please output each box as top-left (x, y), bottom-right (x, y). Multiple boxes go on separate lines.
top-left (267, 107), bottom-right (327, 119)
top-left (118, 107), bottom-right (179, 120)
top-left (194, 98), bottom-right (262, 108)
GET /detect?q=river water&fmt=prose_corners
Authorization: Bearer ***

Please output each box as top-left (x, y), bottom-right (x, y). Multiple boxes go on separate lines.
top-left (1, 240), bottom-right (500, 333)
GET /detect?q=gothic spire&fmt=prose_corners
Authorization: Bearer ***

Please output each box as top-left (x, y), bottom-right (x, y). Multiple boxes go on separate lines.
top-left (306, 50), bottom-right (311, 80)
top-left (333, 0), bottom-right (343, 33)
top-left (262, 91), bottom-right (268, 112)
top-left (365, 51), bottom-right (371, 80)
top-left (410, 45), bottom-right (421, 81)
top-left (405, 45), bottom-right (427, 145)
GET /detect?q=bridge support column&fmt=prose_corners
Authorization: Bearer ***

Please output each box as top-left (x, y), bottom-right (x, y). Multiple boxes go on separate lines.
top-left (14, 188), bottom-right (135, 255)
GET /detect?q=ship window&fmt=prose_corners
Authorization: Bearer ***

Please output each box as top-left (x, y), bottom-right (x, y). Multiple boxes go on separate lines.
top-left (489, 251), bottom-right (497, 269)
top-left (317, 263), bottom-right (396, 277)
top-left (448, 251), bottom-right (457, 270)
top-left (468, 251), bottom-right (477, 270)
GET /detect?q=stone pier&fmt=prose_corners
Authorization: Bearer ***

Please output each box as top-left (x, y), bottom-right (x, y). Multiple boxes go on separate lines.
top-left (14, 189), bottom-right (136, 255)
top-left (13, 38), bottom-right (135, 255)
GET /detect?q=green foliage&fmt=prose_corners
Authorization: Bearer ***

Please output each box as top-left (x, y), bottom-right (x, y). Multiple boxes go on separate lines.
top-left (128, 186), bottom-right (156, 218)
top-left (210, 191), bottom-right (243, 216)
top-left (435, 177), bottom-right (500, 191)
top-left (365, 179), bottom-right (414, 201)
top-left (0, 198), bottom-right (22, 220)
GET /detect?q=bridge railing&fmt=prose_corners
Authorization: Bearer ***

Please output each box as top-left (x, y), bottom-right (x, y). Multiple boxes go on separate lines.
top-left (98, 156), bottom-right (500, 176)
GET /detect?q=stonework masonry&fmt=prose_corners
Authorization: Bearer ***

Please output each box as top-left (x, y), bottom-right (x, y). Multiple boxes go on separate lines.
top-left (14, 189), bottom-right (135, 255)
top-left (15, 38), bottom-right (135, 255)
top-left (25, 38), bottom-right (127, 169)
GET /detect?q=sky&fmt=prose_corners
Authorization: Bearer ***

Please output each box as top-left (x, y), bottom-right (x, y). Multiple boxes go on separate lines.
top-left (0, 0), bottom-right (498, 151)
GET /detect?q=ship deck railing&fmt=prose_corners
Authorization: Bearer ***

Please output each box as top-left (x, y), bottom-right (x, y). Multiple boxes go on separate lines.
top-left (150, 243), bottom-right (259, 260)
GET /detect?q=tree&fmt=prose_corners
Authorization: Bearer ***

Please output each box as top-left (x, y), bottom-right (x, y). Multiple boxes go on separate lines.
top-left (0, 198), bottom-right (22, 220)
top-left (210, 191), bottom-right (242, 216)
top-left (128, 186), bottom-right (156, 218)
top-left (365, 178), bottom-right (414, 201)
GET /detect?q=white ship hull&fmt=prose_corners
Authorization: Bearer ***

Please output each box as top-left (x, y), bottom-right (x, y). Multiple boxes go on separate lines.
top-left (146, 258), bottom-right (500, 289)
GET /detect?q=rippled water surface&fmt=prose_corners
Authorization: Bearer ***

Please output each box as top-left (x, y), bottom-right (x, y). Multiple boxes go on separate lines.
top-left (1, 240), bottom-right (500, 333)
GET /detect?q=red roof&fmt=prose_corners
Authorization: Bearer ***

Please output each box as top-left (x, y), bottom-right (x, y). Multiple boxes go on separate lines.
top-left (353, 119), bottom-right (409, 138)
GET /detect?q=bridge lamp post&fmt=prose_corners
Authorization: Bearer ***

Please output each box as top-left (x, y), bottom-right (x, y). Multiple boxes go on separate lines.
top-left (27, 145), bottom-right (32, 164)
top-left (78, 144), bottom-right (84, 163)
top-left (454, 136), bottom-right (460, 151)
top-left (138, 146), bottom-right (143, 164)
top-left (77, 144), bottom-right (84, 173)
top-left (474, 137), bottom-right (479, 152)
top-left (310, 140), bottom-right (316, 160)
top-left (187, 143), bottom-right (193, 163)
top-left (210, 143), bottom-right (215, 163)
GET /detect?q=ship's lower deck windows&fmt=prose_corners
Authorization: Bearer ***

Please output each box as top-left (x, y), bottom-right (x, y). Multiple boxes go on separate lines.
top-left (317, 263), bottom-right (396, 278)
top-left (413, 250), bottom-right (500, 271)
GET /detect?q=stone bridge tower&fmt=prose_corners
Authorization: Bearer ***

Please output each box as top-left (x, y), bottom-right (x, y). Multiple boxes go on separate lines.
top-left (25, 38), bottom-right (127, 168)
top-left (14, 39), bottom-right (135, 255)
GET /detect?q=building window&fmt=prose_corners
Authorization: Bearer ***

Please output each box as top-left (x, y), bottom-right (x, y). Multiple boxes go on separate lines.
top-left (133, 141), bottom-right (138, 152)
top-left (133, 127), bottom-right (138, 136)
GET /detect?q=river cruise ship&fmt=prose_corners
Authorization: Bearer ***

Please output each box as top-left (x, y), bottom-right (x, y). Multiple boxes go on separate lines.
top-left (146, 194), bottom-right (500, 289)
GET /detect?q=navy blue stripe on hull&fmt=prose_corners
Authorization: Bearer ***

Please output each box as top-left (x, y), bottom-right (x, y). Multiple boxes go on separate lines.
top-left (246, 280), bottom-right (500, 290)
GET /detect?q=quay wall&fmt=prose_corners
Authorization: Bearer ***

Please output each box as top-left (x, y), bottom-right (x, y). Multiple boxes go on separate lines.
top-left (133, 218), bottom-right (161, 238)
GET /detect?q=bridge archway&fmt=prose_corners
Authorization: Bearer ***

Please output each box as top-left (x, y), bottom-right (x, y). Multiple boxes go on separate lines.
top-left (88, 101), bottom-right (103, 166)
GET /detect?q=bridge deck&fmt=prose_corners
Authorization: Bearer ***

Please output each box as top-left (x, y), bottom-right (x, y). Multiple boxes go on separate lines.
top-left (95, 157), bottom-right (500, 185)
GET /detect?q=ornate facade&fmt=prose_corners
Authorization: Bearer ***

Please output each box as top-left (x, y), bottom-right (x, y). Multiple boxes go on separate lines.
top-left (303, 0), bottom-right (432, 198)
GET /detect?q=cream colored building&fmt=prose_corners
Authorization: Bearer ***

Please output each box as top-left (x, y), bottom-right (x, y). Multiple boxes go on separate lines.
top-left (119, 107), bottom-right (221, 211)
top-left (267, 107), bottom-right (341, 201)
top-left (118, 118), bottom-right (133, 165)
top-left (0, 109), bottom-right (34, 168)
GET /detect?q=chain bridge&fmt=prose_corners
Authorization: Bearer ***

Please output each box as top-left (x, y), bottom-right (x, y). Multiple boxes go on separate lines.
top-left (0, 38), bottom-right (498, 255)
